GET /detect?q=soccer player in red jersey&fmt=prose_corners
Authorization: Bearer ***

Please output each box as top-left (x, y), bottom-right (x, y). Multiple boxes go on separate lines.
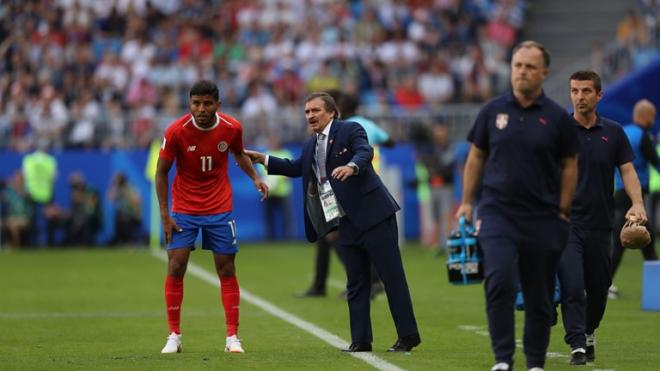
top-left (156, 80), bottom-right (268, 354)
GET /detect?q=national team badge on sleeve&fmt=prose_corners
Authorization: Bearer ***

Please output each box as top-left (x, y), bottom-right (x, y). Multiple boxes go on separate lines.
top-left (218, 141), bottom-right (228, 152)
top-left (495, 113), bottom-right (509, 130)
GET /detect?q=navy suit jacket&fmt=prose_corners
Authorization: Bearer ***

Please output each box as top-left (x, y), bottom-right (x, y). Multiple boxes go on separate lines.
top-left (268, 120), bottom-right (400, 242)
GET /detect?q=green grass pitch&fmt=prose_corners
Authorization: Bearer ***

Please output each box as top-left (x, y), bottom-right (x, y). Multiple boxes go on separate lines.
top-left (1, 242), bottom-right (658, 370)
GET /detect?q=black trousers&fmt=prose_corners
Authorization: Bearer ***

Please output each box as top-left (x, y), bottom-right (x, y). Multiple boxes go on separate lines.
top-left (612, 190), bottom-right (658, 280)
top-left (479, 212), bottom-right (568, 369)
top-left (558, 226), bottom-right (612, 350)
top-left (335, 215), bottom-right (418, 344)
top-left (310, 230), bottom-right (381, 293)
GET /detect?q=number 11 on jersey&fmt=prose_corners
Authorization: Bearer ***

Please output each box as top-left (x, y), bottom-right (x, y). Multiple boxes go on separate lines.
top-left (200, 156), bottom-right (212, 171)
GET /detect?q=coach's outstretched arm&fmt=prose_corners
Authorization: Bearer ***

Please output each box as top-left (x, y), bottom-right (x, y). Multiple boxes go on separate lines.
top-left (244, 149), bottom-right (265, 165)
top-left (455, 144), bottom-right (486, 222)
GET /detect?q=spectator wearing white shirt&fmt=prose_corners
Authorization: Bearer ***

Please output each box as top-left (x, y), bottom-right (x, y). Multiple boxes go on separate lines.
top-left (418, 56), bottom-right (455, 105)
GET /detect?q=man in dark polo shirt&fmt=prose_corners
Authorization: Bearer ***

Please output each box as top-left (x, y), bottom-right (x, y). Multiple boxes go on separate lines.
top-left (558, 70), bottom-right (646, 365)
top-left (610, 99), bottom-right (659, 299)
top-left (456, 40), bottom-right (579, 371)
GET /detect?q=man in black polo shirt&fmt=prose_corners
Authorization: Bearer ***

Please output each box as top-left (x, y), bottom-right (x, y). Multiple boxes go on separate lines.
top-left (456, 40), bottom-right (579, 371)
top-left (558, 70), bottom-right (646, 365)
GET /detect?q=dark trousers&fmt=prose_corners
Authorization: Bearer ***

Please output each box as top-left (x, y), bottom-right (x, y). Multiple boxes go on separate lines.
top-left (558, 226), bottom-right (612, 349)
top-left (651, 192), bottom-right (660, 236)
top-left (335, 215), bottom-right (418, 343)
top-left (479, 213), bottom-right (568, 369)
top-left (612, 190), bottom-right (658, 280)
top-left (310, 230), bottom-right (382, 293)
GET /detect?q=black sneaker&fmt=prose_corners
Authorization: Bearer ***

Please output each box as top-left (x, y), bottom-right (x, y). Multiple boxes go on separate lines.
top-left (586, 333), bottom-right (595, 362)
top-left (570, 349), bottom-right (587, 365)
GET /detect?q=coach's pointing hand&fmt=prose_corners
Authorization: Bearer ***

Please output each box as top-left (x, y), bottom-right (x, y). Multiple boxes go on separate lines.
top-left (254, 178), bottom-right (269, 201)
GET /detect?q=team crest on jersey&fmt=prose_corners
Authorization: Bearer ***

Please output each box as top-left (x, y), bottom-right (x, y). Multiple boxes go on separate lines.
top-left (495, 113), bottom-right (509, 130)
top-left (218, 141), bottom-right (228, 152)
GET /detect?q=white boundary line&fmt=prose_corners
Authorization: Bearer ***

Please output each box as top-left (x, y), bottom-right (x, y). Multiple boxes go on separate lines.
top-left (153, 251), bottom-right (404, 371)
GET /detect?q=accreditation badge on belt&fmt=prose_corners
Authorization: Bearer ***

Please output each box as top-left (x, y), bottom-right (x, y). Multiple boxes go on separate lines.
top-left (495, 113), bottom-right (509, 130)
top-left (319, 181), bottom-right (341, 222)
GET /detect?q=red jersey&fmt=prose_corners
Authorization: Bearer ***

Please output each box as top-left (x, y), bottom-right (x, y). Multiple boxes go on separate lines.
top-left (160, 112), bottom-right (244, 215)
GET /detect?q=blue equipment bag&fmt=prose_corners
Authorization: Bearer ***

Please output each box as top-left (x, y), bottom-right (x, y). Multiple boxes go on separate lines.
top-left (446, 216), bottom-right (484, 285)
top-left (515, 278), bottom-right (561, 310)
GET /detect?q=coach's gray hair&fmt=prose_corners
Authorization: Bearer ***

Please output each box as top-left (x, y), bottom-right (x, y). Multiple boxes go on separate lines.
top-left (305, 92), bottom-right (340, 119)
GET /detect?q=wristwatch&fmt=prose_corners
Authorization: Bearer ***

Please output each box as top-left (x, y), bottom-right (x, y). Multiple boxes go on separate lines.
top-left (347, 162), bottom-right (358, 175)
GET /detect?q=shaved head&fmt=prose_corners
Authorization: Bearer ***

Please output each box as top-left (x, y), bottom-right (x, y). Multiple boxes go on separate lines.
top-left (633, 99), bottom-right (657, 129)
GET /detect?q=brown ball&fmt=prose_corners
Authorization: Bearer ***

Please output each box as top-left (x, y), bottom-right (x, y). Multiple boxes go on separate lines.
top-left (620, 220), bottom-right (651, 250)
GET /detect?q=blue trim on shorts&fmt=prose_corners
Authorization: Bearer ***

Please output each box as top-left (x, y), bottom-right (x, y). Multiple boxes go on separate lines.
top-left (168, 211), bottom-right (239, 254)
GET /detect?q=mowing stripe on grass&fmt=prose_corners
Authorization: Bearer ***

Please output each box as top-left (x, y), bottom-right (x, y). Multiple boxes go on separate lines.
top-left (306, 275), bottom-right (344, 290)
top-left (327, 277), bottom-right (345, 290)
top-left (0, 311), bottom-right (163, 319)
top-left (459, 325), bottom-right (569, 359)
top-left (0, 309), bottom-right (217, 319)
top-left (153, 251), bottom-right (404, 371)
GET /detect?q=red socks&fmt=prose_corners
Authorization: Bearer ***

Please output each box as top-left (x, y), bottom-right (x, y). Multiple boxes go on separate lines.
top-left (220, 275), bottom-right (240, 337)
top-left (165, 274), bottom-right (240, 337)
top-left (164, 275), bottom-right (184, 334)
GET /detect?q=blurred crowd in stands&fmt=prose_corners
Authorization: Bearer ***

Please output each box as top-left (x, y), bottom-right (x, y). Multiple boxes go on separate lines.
top-left (0, 156), bottom-right (143, 249)
top-left (592, 0), bottom-right (660, 83)
top-left (0, 0), bottom-right (526, 150)
top-left (0, 0), bottom-right (657, 152)
top-left (1, 0), bottom-right (657, 249)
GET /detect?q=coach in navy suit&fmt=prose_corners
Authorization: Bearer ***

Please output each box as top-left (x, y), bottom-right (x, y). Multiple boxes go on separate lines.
top-left (246, 92), bottom-right (420, 353)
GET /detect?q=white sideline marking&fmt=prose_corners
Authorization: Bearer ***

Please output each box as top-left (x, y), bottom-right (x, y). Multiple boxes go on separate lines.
top-left (153, 251), bottom-right (404, 371)
top-left (459, 325), bottom-right (569, 359)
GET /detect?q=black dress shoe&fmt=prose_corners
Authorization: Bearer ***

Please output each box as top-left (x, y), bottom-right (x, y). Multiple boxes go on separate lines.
top-left (295, 288), bottom-right (326, 298)
top-left (570, 349), bottom-right (587, 365)
top-left (586, 344), bottom-right (595, 362)
top-left (341, 343), bottom-right (372, 352)
top-left (387, 333), bottom-right (421, 352)
top-left (586, 333), bottom-right (595, 362)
